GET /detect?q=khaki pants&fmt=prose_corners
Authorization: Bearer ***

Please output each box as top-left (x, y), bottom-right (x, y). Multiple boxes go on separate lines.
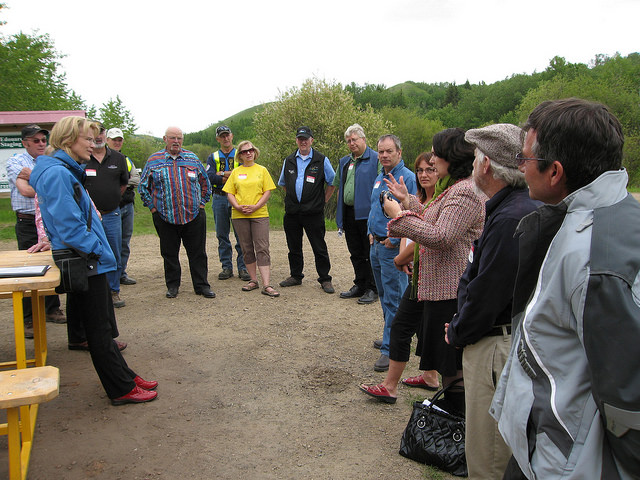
top-left (462, 331), bottom-right (512, 480)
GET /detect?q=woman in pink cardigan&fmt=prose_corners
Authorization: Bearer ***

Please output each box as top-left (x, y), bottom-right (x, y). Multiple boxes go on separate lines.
top-left (360, 128), bottom-right (485, 411)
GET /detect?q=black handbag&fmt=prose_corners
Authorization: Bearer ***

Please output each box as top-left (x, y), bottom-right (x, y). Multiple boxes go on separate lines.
top-left (399, 378), bottom-right (468, 477)
top-left (51, 197), bottom-right (98, 294)
top-left (52, 248), bottom-right (97, 294)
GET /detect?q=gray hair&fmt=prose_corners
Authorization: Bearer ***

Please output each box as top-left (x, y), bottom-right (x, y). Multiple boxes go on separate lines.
top-left (377, 134), bottom-right (402, 152)
top-left (477, 150), bottom-right (526, 188)
top-left (345, 123), bottom-right (366, 140)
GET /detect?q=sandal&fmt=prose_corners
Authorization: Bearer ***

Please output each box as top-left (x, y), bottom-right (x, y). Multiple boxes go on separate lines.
top-left (242, 280), bottom-right (259, 291)
top-left (261, 285), bottom-right (280, 297)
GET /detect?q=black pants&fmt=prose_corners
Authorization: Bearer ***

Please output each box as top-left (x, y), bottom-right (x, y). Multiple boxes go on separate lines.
top-left (152, 209), bottom-right (210, 291)
top-left (389, 285), bottom-right (423, 362)
top-left (15, 215), bottom-right (61, 322)
top-left (67, 274), bottom-right (136, 399)
top-left (283, 211), bottom-right (331, 283)
top-left (343, 205), bottom-right (376, 292)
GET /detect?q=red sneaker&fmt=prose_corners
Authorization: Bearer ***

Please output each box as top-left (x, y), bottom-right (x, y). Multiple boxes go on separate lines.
top-left (134, 375), bottom-right (158, 390)
top-left (111, 386), bottom-right (158, 406)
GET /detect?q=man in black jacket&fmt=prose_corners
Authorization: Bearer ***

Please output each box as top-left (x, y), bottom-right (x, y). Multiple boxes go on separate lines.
top-left (277, 126), bottom-right (336, 293)
top-left (444, 124), bottom-right (540, 479)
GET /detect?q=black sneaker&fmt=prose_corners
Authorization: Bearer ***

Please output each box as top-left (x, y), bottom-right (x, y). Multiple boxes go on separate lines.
top-left (239, 269), bottom-right (251, 281)
top-left (279, 276), bottom-right (302, 287)
top-left (120, 274), bottom-right (137, 285)
top-left (218, 269), bottom-right (233, 280)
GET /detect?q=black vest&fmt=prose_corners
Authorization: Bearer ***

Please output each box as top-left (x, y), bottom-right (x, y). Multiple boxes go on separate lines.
top-left (283, 149), bottom-right (327, 215)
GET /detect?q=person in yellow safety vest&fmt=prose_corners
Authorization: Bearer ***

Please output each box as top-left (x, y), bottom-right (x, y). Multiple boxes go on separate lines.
top-left (107, 127), bottom-right (140, 286)
top-left (205, 125), bottom-right (250, 282)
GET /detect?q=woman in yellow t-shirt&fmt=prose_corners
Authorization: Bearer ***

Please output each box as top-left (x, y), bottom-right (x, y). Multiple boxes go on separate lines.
top-left (223, 141), bottom-right (279, 297)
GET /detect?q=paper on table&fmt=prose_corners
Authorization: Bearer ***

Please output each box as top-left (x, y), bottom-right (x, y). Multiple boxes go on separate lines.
top-left (0, 265), bottom-right (51, 278)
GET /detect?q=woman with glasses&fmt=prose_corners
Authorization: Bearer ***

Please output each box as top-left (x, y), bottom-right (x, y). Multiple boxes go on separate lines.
top-left (29, 116), bottom-right (158, 406)
top-left (223, 141), bottom-right (279, 297)
top-left (360, 129), bottom-right (485, 412)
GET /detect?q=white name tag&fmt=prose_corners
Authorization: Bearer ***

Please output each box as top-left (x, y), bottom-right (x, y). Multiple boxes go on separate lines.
top-left (85, 169), bottom-right (97, 177)
top-left (348, 164), bottom-right (354, 170)
top-left (374, 181), bottom-right (381, 189)
top-left (187, 172), bottom-right (196, 179)
top-left (238, 174), bottom-right (247, 179)
top-left (306, 176), bottom-right (315, 183)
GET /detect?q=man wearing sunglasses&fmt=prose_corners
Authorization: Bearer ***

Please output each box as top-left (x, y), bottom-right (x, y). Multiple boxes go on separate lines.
top-left (492, 99), bottom-right (640, 479)
top-left (6, 124), bottom-right (66, 337)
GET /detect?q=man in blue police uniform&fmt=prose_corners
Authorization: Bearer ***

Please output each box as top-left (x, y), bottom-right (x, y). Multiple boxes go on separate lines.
top-left (206, 125), bottom-right (250, 281)
top-left (278, 126), bottom-right (336, 293)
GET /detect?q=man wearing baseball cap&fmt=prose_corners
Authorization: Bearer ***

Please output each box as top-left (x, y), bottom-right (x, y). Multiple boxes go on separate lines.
top-left (444, 124), bottom-right (540, 479)
top-left (206, 125), bottom-right (250, 282)
top-left (6, 124), bottom-right (66, 336)
top-left (106, 128), bottom-right (140, 286)
top-left (277, 126), bottom-right (336, 293)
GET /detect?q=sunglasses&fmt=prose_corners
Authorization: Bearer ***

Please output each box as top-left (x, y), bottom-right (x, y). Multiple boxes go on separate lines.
top-left (239, 148), bottom-right (255, 155)
top-left (379, 190), bottom-right (394, 219)
top-left (27, 137), bottom-right (47, 144)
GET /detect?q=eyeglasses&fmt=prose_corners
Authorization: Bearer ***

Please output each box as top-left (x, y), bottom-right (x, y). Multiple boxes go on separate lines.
top-left (82, 136), bottom-right (96, 144)
top-left (239, 148), bottom-right (255, 155)
top-left (516, 152), bottom-right (547, 167)
top-left (416, 167), bottom-right (437, 174)
top-left (27, 137), bottom-right (47, 144)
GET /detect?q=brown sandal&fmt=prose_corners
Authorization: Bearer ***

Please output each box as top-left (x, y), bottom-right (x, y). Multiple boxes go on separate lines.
top-left (242, 280), bottom-right (259, 291)
top-left (261, 285), bottom-right (280, 297)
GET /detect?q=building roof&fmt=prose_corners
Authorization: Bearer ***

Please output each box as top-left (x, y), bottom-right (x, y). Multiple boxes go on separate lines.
top-left (0, 110), bottom-right (86, 127)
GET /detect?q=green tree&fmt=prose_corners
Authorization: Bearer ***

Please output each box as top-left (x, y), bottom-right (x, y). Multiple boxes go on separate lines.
top-left (97, 95), bottom-right (137, 134)
top-left (379, 107), bottom-right (445, 167)
top-left (0, 30), bottom-right (85, 111)
top-left (254, 78), bottom-right (390, 218)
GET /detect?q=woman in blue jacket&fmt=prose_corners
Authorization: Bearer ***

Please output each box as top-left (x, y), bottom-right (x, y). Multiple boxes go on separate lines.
top-left (30, 116), bottom-right (157, 406)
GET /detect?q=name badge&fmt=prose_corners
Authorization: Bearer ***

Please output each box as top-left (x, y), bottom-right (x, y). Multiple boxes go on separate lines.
top-left (85, 169), bottom-right (97, 177)
top-left (468, 245), bottom-right (474, 263)
top-left (187, 171), bottom-right (196, 179)
top-left (374, 181), bottom-right (381, 189)
top-left (306, 176), bottom-right (315, 183)
top-left (348, 164), bottom-right (354, 170)
top-left (238, 174), bottom-right (247, 179)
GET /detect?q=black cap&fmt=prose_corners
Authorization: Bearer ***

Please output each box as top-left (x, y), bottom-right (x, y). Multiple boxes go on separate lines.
top-left (296, 126), bottom-right (312, 139)
top-left (21, 124), bottom-right (49, 139)
top-left (216, 125), bottom-right (232, 136)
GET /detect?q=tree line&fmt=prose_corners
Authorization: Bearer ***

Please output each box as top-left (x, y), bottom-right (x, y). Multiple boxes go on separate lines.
top-left (2, 5), bottom-right (639, 186)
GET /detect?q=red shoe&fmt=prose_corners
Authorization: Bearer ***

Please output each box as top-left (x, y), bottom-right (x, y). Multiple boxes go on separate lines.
top-left (134, 375), bottom-right (158, 390)
top-left (401, 375), bottom-right (439, 391)
top-left (111, 386), bottom-right (158, 406)
top-left (359, 383), bottom-right (397, 404)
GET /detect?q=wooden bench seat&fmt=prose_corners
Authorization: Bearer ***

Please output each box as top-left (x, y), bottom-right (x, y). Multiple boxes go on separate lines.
top-left (0, 366), bottom-right (59, 480)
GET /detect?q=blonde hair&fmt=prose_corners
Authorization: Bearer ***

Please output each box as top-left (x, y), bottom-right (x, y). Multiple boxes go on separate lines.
top-left (236, 140), bottom-right (260, 160)
top-left (49, 116), bottom-right (99, 158)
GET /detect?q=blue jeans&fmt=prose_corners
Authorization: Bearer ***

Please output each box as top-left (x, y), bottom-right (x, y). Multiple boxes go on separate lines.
top-left (370, 239), bottom-right (408, 357)
top-left (101, 208), bottom-right (122, 293)
top-left (212, 194), bottom-right (245, 272)
top-left (120, 202), bottom-right (134, 276)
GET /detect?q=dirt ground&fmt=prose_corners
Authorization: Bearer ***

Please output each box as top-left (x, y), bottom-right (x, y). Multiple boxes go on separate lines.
top-left (0, 230), bottom-right (452, 480)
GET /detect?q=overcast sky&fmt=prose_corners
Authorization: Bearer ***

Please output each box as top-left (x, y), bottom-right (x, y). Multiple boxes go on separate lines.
top-left (3, 0), bottom-right (638, 137)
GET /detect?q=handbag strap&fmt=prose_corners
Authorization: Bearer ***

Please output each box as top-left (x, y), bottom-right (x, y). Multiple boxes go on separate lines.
top-left (58, 159), bottom-right (93, 256)
top-left (425, 377), bottom-right (464, 412)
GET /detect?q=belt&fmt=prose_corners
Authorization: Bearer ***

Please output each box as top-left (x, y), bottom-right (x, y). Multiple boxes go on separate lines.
top-left (16, 212), bottom-right (35, 219)
top-left (212, 189), bottom-right (226, 196)
top-left (373, 235), bottom-right (388, 242)
top-left (99, 209), bottom-right (114, 215)
top-left (488, 324), bottom-right (512, 336)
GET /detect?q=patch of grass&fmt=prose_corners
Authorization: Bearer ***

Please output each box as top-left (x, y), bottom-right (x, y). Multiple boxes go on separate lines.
top-left (0, 198), bottom-right (17, 242)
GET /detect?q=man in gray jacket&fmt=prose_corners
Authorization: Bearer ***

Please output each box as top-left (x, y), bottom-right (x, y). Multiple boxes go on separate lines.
top-left (492, 98), bottom-right (639, 479)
